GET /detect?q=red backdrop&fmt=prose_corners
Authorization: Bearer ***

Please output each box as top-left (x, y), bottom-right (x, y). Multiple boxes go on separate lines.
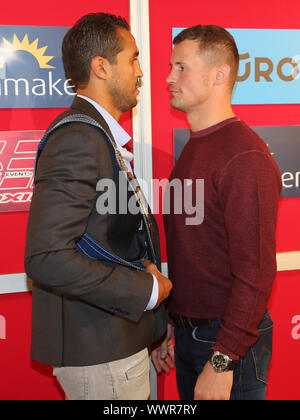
top-left (148, 0), bottom-right (300, 400)
top-left (0, 0), bottom-right (300, 400)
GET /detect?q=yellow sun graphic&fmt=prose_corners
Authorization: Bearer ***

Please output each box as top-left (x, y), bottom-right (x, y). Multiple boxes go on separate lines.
top-left (1, 34), bottom-right (55, 69)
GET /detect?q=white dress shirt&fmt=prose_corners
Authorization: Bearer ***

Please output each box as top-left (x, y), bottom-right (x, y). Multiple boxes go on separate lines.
top-left (77, 95), bottom-right (158, 310)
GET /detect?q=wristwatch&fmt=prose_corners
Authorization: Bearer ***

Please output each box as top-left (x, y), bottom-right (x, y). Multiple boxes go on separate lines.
top-left (209, 351), bottom-right (238, 373)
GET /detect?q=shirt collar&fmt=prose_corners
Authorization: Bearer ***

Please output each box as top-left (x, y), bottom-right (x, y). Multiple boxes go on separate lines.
top-left (77, 94), bottom-right (131, 147)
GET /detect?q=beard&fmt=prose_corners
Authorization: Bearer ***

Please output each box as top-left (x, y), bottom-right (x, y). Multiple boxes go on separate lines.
top-left (170, 95), bottom-right (187, 113)
top-left (111, 86), bottom-right (137, 112)
top-left (107, 75), bottom-right (141, 113)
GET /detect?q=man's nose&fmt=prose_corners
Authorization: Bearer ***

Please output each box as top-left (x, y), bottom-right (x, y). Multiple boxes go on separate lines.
top-left (166, 68), bottom-right (175, 84)
top-left (137, 60), bottom-right (143, 78)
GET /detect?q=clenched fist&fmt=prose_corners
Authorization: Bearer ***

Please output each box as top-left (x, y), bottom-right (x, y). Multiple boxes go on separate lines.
top-left (142, 260), bottom-right (172, 308)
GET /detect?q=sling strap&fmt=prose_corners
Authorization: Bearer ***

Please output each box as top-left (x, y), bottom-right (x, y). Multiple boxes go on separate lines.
top-left (34, 113), bottom-right (156, 269)
top-left (76, 232), bottom-right (146, 271)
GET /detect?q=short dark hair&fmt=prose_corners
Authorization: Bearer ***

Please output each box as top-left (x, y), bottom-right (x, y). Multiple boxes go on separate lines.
top-left (174, 25), bottom-right (239, 89)
top-left (62, 13), bottom-right (130, 89)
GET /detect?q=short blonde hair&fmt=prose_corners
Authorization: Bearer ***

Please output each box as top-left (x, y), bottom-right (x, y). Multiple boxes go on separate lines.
top-left (174, 25), bottom-right (239, 90)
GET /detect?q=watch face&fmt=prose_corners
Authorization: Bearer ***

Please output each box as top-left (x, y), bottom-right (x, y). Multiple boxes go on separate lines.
top-left (211, 353), bottom-right (230, 372)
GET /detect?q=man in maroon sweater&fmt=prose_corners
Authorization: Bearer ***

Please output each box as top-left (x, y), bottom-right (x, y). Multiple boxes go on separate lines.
top-left (151, 25), bottom-right (282, 400)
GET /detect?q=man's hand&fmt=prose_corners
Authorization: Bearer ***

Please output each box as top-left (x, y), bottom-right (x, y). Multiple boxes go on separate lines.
top-left (194, 361), bottom-right (233, 400)
top-left (142, 260), bottom-right (172, 308)
top-left (151, 323), bottom-right (175, 373)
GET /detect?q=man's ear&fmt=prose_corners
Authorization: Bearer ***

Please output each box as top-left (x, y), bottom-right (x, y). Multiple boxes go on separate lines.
top-left (214, 64), bottom-right (231, 86)
top-left (90, 56), bottom-right (110, 80)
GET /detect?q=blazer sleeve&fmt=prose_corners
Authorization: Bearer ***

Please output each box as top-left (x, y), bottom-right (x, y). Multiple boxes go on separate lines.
top-left (25, 123), bottom-right (153, 322)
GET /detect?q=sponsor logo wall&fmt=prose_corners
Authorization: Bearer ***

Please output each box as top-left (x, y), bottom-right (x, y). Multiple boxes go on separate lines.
top-left (1, 27), bottom-right (299, 213)
top-left (0, 25), bottom-right (73, 212)
top-left (0, 6), bottom-right (300, 400)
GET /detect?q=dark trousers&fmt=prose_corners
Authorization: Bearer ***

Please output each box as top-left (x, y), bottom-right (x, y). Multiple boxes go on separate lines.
top-left (174, 312), bottom-right (273, 400)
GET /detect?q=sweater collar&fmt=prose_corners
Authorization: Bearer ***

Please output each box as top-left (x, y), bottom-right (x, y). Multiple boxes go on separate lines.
top-left (190, 117), bottom-right (240, 139)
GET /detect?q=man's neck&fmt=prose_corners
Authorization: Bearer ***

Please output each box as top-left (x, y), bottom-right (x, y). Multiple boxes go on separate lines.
top-left (186, 99), bottom-right (235, 132)
top-left (77, 88), bottom-right (122, 121)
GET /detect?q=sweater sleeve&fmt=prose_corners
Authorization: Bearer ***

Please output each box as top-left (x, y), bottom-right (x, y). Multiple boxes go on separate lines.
top-left (212, 150), bottom-right (281, 359)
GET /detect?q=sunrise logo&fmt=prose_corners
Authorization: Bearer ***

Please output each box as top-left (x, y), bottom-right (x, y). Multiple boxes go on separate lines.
top-left (0, 34), bottom-right (55, 69)
top-left (0, 25), bottom-right (74, 108)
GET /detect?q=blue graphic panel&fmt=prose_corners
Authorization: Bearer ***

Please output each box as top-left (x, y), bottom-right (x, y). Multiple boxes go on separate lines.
top-left (0, 25), bottom-right (74, 108)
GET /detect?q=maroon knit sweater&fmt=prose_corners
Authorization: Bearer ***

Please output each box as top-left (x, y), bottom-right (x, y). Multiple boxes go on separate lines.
top-left (164, 117), bottom-right (282, 359)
